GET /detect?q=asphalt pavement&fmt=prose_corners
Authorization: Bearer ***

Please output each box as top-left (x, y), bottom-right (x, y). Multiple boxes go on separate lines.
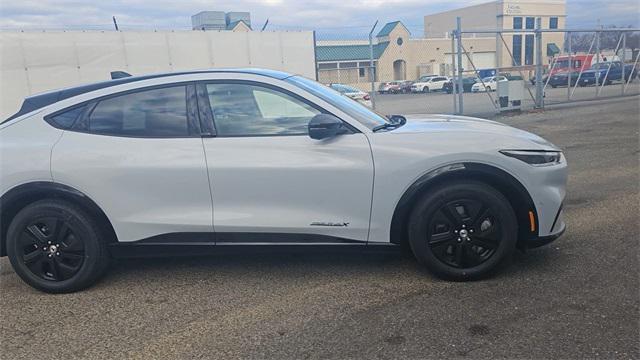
top-left (374, 80), bottom-right (640, 119)
top-left (1, 95), bottom-right (639, 359)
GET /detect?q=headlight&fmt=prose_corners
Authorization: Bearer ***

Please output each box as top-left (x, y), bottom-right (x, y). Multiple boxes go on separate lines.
top-left (500, 150), bottom-right (562, 166)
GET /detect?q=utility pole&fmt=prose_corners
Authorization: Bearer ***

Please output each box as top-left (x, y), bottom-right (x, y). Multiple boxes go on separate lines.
top-left (456, 17), bottom-right (464, 114)
top-left (368, 20), bottom-right (379, 109)
top-left (534, 17), bottom-right (543, 108)
top-left (112, 16), bottom-right (119, 31)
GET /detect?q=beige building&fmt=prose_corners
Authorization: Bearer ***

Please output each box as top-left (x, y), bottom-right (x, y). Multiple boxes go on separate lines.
top-left (316, 22), bottom-right (496, 89)
top-left (424, 0), bottom-right (566, 68)
top-left (316, 0), bottom-right (566, 90)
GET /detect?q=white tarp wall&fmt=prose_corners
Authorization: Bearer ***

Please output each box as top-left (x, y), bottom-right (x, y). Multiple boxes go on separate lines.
top-left (0, 30), bottom-right (316, 119)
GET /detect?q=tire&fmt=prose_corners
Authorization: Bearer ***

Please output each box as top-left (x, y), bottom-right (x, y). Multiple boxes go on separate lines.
top-left (486, 86), bottom-right (491, 92)
top-left (551, 84), bottom-right (557, 88)
top-left (407, 180), bottom-right (517, 281)
top-left (422, 87), bottom-right (430, 93)
top-left (6, 199), bottom-right (110, 293)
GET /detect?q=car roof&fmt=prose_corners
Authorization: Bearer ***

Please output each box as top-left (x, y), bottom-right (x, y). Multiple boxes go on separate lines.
top-left (4, 68), bottom-right (293, 122)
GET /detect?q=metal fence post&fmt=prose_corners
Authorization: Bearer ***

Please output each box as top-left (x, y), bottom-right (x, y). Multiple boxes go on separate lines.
top-left (368, 20), bottom-right (378, 110)
top-left (535, 17), bottom-right (544, 108)
top-left (567, 32), bottom-right (572, 101)
top-left (595, 30), bottom-right (600, 96)
top-left (313, 31), bottom-right (319, 81)
top-left (456, 17), bottom-right (464, 115)
top-left (621, 32), bottom-right (626, 95)
top-left (451, 32), bottom-right (458, 114)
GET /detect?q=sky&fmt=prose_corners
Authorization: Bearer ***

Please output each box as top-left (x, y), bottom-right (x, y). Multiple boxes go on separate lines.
top-left (0, 0), bottom-right (638, 37)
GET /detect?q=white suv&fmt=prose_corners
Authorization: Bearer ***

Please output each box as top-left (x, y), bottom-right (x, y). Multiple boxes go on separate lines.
top-left (0, 69), bottom-right (567, 293)
top-left (411, 76), bottom-right (450, 93)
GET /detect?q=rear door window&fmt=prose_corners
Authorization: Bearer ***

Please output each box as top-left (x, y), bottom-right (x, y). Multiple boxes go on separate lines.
top-left (87, 85), bottom-right (191, 137)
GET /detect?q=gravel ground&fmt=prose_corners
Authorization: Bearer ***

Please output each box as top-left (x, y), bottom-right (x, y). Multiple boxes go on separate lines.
top-left (1, 96), bottom-right (639, 359)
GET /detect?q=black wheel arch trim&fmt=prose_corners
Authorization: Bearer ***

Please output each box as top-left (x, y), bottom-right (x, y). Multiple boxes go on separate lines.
top-left (389, 162), bottom-right (539, 247)
top-left (0, 181), bottom-right (117, 257)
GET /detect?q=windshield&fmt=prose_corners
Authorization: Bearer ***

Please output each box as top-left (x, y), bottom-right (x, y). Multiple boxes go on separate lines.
top-left (591, 62), bottom-right (619, 70)
top-left (482, 77), bottom-right (494, 82)
top-left (287, 75), bottom-right (389, 129)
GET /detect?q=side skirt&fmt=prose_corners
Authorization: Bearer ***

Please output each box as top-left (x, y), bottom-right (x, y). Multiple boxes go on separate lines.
top-left (108, 232), bottom-right (399, 258)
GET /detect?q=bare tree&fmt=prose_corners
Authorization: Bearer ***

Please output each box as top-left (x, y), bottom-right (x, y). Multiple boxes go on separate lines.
top-left (567, 26), bottom-right (639, 62)
top-left (568, 32), bottom-right (595, 53)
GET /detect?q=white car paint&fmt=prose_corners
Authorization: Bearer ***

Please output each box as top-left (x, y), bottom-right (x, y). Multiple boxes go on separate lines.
top-left (411, 76), bottom-right (451, 93)
top-left (471, 76), bottom-right (508, 92)
top-left (1, 69), bottom-right (566, 249)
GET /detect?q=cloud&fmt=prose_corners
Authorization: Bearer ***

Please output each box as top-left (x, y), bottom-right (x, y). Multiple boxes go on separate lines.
top-left (0, 0), bottom-right (638, 32)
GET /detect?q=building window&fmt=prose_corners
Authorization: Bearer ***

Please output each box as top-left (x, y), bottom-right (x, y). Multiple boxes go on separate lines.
top-left (359, 67), bottom-right (366, 77)
top-left (339, 62), bottom-right (358, 68)
top-left (513, 17), bottom-right (522, 29)
top-left (512, 35), bottom-right (522, 66)
top-left (318, 63), bottom-right (337, 70)
top-left (525, 17), bottom-right (535, 29)
top-left (549, 17), bottom-right (558, 29)
top-left (525, 34), bottom-right (534, 65)
top-left (397, 37), bottom-right (403, 46)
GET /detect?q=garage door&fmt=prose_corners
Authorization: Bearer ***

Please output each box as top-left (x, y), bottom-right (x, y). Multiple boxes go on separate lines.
top-left (472, 52), bottom-right (496, 69)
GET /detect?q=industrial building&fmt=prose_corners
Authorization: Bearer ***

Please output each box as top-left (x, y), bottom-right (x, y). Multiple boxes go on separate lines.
top-left (191, 11), bottom-right (252, 31)
top-left (316, 0), bottom-right (566, 87)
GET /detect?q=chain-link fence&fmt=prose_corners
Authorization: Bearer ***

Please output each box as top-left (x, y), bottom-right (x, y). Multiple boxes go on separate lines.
top-left (306, 20), bottom-right (639, 117)
top-left (310, 21), bottom-right (455, 115)
top-left (2, 20), bottom-right (638, 118)
top-left (454, 22), bottom-right (640, 115)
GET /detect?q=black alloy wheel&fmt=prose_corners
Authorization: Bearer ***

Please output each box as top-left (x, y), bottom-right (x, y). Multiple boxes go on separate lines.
top-left (427, 198), bottom-right (501, 269)
top-left (408, 180), bottom-right (518, 281)
top-left (7, 200), bottom-right (110, 293)
top-left (19, 217), bottom-right (85, 281)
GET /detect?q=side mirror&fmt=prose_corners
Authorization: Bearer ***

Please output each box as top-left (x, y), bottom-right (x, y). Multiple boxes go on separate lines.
top-left (308, 114), bottom-right (344, 140)
top-left (387, 115), bottom-right (406, 125)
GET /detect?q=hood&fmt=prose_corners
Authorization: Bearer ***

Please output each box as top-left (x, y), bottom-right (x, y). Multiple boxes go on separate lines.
top-left (384, 114), bottom-right (559, 150)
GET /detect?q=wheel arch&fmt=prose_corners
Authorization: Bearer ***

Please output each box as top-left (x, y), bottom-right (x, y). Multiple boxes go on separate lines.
top-left (0, 182), bottom-right (117, 256)
top-left (389, 162), bottom-right (538, 249)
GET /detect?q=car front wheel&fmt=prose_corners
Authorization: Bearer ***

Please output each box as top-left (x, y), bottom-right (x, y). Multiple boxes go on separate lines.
top-left (408, 180), bottom-right (517, 281)
top-left (422, 87), bottom-right (430, 93)
top-left (6, 200), bottom-right (110, 293)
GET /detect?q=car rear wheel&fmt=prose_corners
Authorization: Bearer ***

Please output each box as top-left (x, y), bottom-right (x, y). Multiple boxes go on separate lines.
top-left (408, 180), bottom-right (517, 281)
top-left (6, 200), bottom-right (110, 293)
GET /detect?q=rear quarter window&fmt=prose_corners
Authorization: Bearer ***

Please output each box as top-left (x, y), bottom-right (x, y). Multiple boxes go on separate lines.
top-left (45, 106), bottom-right (85, 129)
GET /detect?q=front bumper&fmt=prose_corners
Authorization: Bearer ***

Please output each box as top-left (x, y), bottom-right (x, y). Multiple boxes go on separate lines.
top-left (526, 205), bottom-right (566, 248)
